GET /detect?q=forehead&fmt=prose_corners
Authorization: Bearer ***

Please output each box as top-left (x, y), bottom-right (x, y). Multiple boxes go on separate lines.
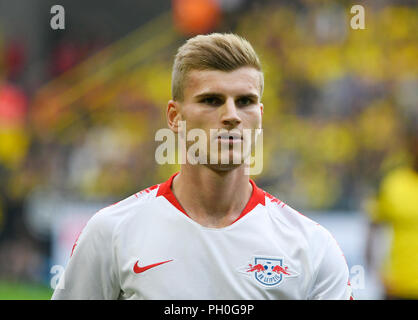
top-left (184, 67), bottom-right (262, 99)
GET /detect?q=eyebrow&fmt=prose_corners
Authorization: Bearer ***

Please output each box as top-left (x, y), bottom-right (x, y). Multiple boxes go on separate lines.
top-left (194, 92), bottom-right (223, 100)
top-left (194, 92), bottom-right (259, 101)
top-left (236, 93), bottom-right (259, 101)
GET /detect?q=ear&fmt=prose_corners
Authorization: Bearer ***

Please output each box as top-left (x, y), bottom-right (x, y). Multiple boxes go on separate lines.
top-left (258, 103), bottom-right (264, 129)
top-left (167, 100), bottom-right (182, 133)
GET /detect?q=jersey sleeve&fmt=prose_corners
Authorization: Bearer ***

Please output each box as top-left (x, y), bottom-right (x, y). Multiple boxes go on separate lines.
top-left (308, 232), bottom-right (353, 300)
top-left (51, 209), bottom-right (121, 300)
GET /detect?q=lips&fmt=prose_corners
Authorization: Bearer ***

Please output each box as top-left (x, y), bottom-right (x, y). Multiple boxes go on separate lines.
top-left (216, 132), bottom-right (243, 142)
top-left (217, 138), bottom-right (242, 145)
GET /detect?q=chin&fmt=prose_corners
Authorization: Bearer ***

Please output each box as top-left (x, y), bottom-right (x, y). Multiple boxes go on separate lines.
top-left (204, 162), bottom-right (244, 173)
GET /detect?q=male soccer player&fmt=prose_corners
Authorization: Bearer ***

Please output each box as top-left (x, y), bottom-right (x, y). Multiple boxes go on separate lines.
top-left (52, 33), bottom-right (353, 300)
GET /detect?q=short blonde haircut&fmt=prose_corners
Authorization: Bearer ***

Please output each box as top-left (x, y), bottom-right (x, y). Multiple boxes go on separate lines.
top-left (172, 33), bottom-right (263, 101)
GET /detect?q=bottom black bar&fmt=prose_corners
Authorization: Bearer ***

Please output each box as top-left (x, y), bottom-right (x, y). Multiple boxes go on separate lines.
top-left (1, 300), bottom-right (416, 318)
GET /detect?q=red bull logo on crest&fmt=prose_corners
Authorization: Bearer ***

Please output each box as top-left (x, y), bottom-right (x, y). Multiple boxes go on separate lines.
top-left (246, 257), bottom-right (293, 286)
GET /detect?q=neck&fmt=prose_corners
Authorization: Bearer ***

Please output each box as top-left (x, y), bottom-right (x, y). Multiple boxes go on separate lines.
top-left (171, 164), bottom-right (253, 228)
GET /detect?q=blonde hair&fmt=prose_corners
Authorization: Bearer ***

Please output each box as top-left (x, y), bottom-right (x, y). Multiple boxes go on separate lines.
top-left (172, 33), bottom-right (263, 101)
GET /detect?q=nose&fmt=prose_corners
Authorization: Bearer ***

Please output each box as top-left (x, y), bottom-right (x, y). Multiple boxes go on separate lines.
top-left (220, 98), bottom-right (241, 128)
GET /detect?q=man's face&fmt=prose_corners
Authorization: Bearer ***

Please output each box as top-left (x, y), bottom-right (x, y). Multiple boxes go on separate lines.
top-left (174, 67), bottom-right (263, 171)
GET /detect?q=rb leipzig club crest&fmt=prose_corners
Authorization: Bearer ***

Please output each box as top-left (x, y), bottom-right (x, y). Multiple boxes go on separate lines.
top-left (246, 257), bottom-right (296, 286)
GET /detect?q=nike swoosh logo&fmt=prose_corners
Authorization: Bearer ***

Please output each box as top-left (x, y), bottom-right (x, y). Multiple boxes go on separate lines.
top-left (133, 259), bottom-right (173, 274)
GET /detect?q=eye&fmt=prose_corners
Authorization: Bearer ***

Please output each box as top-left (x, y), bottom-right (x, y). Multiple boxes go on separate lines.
top-left (201, 97), bottom-right (223, 106)
top-left (236, 97), bottom-right (255, 107)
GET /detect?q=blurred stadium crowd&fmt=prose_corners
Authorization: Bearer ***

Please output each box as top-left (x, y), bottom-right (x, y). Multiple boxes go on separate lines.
top-left (0, 0), bottom-right (416, 296)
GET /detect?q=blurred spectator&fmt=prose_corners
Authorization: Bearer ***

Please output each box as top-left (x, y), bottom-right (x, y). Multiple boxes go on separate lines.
top-left (4, 40), bottom-right (25, 81)
top-left (366, 122), bottom-right (418, 300)
top-left (49, 40), bottom-right (80, 77)
top-left (0, 82), bottom-right (28, 128)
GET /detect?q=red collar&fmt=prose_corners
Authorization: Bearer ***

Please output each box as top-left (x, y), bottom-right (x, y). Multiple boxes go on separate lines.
top-left (156, 172), bottom-right (265, 224)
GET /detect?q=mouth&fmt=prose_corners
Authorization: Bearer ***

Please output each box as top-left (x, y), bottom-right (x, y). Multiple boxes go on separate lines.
top-left (216, 134), bottom-right (243, 144)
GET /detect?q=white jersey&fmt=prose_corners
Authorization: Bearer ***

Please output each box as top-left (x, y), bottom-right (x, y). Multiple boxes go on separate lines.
top-left (52, 172), bottom-right (353, 300)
